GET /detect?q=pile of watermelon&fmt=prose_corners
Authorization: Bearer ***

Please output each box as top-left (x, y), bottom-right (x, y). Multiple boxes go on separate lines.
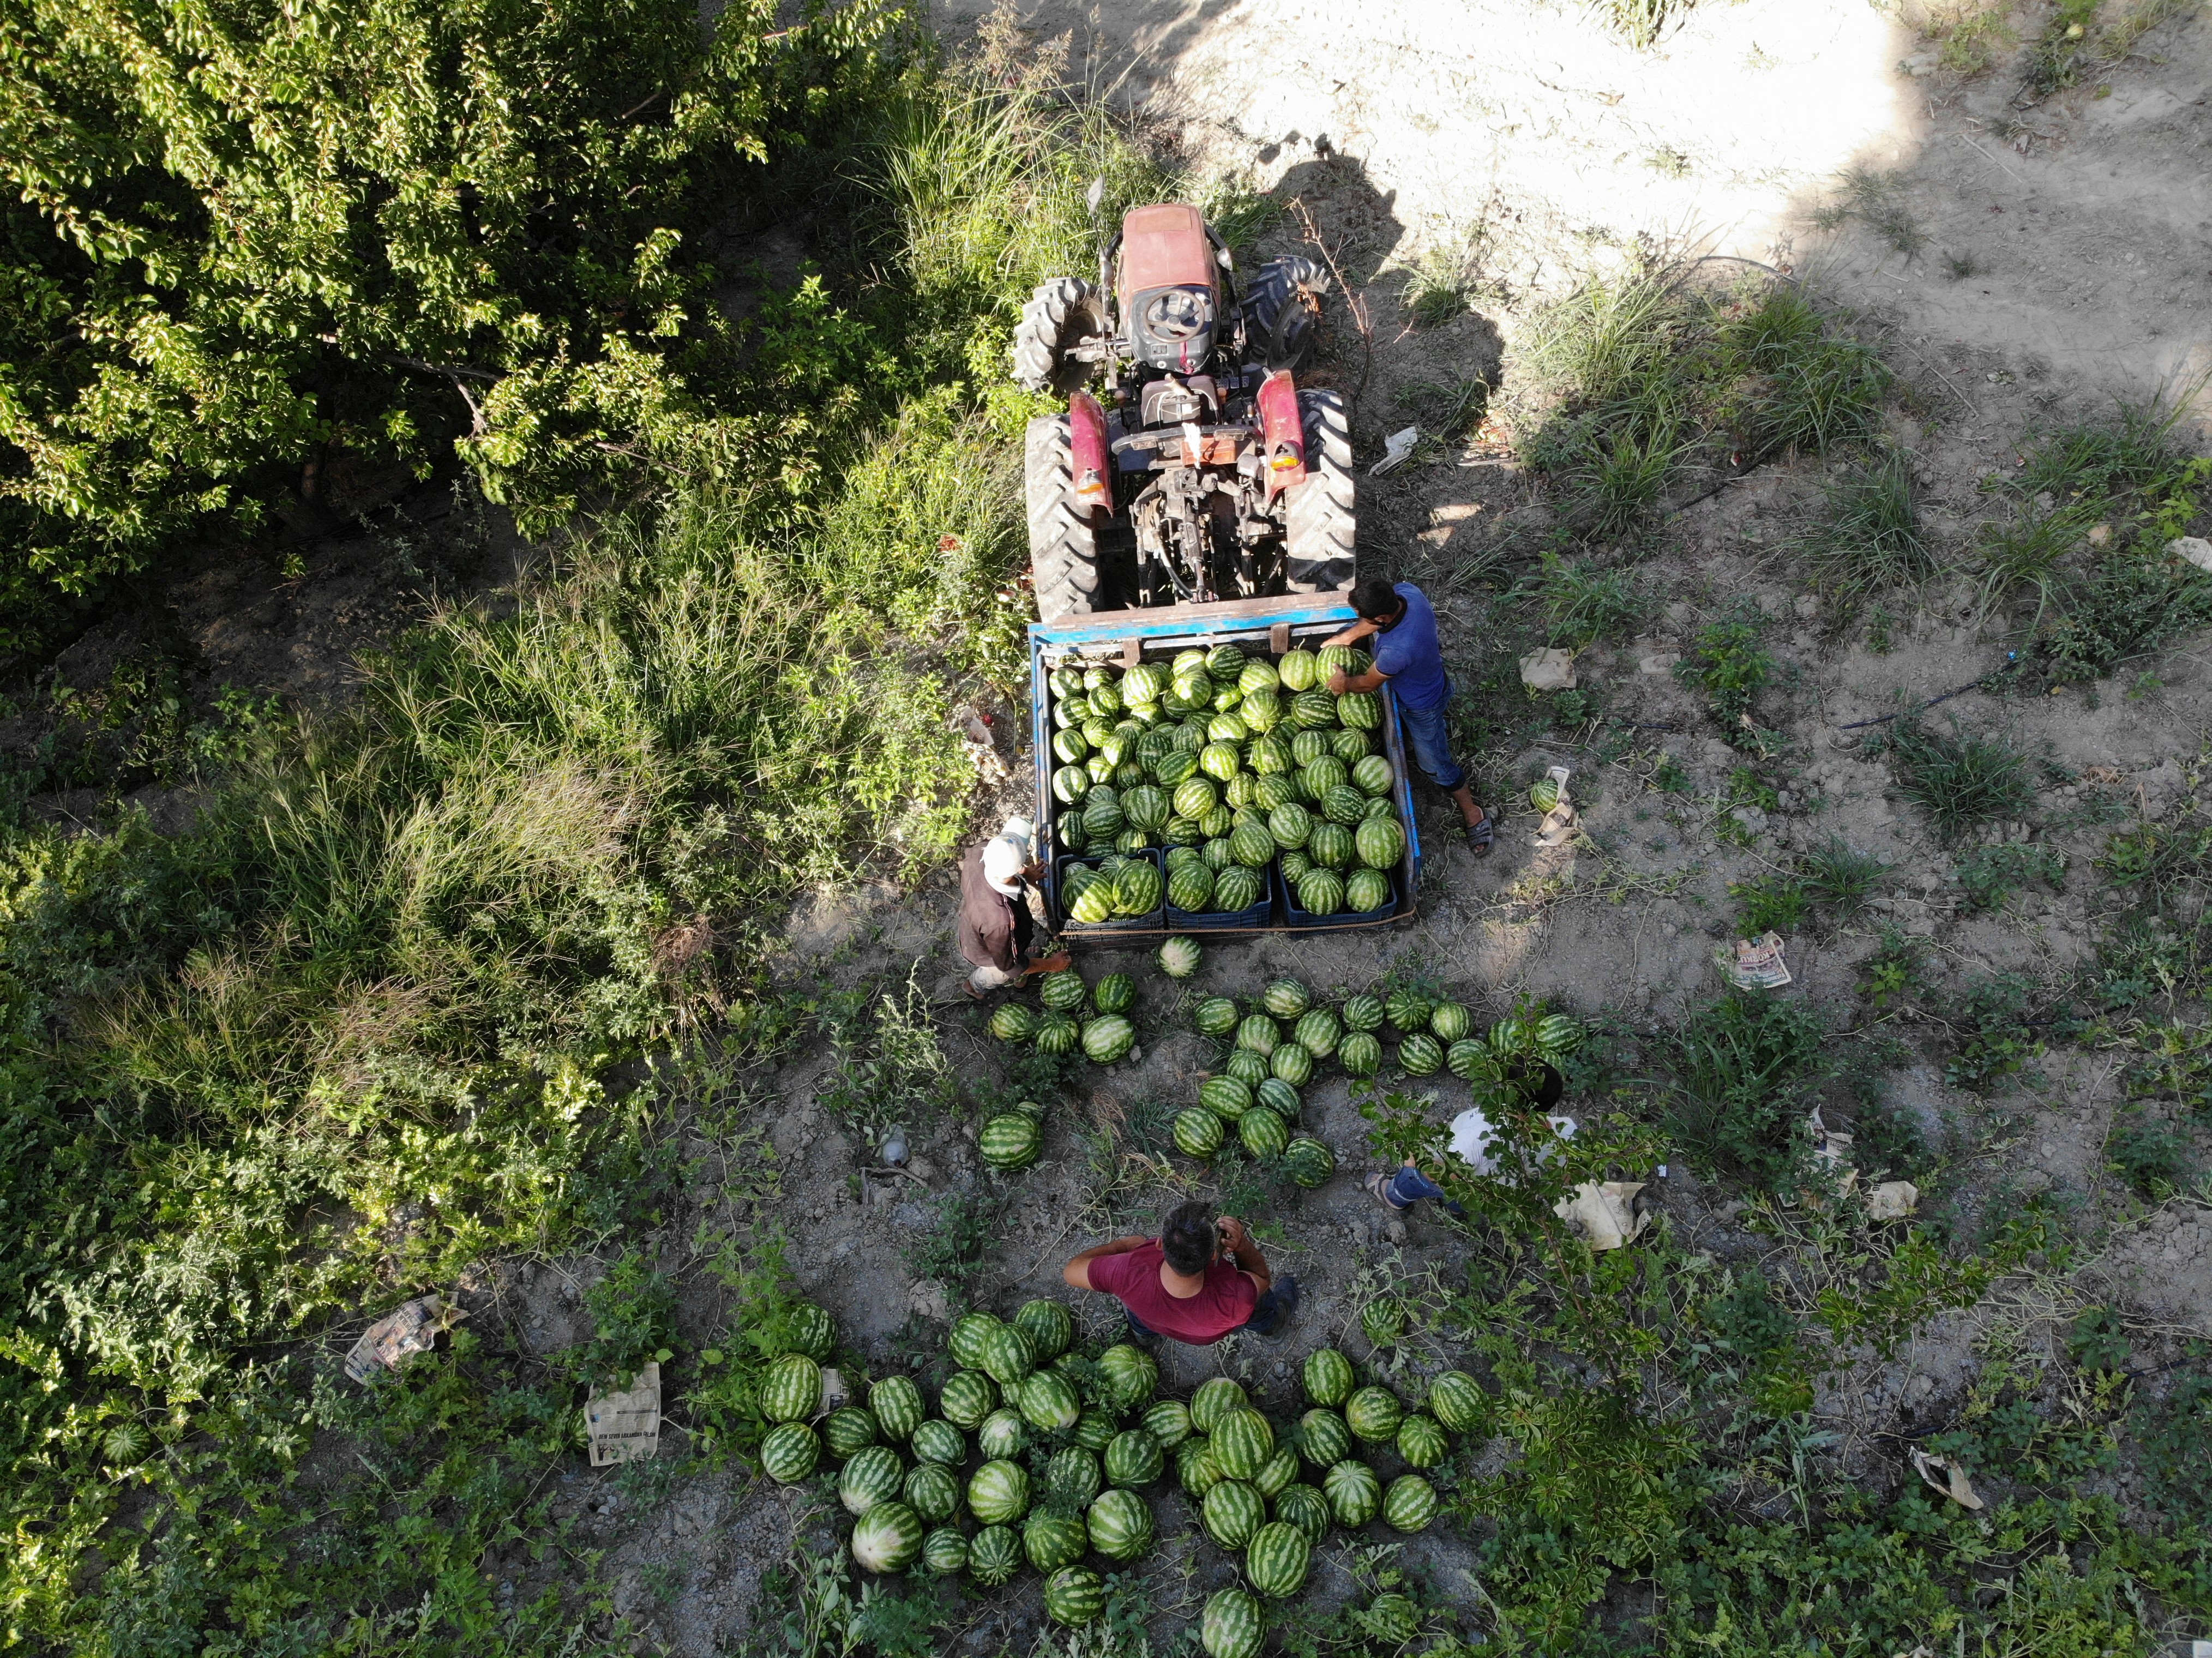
top-left (1045, 644), bottom-right (1406, 921)
top-left (989, 966), bottom-right (1140, 1073)
top-left (1177, 977), bottom-right (1586, 1166)
top-left (753, 1295), bottom-right (1493, 1650)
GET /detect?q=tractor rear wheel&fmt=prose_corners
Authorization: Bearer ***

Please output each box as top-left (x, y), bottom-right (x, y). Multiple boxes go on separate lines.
top-left (1242, 257), bottom-right (1327, 372)
top-left (1027, 414), bottom-right (1103, 621)
top-left (1285, 389), bottom-right (1355, 593)
top-left (1011, 278), bottom-right (1103, 394)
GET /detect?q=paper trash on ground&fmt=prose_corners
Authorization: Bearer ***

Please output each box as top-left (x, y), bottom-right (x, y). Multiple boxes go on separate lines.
top-left (1909, 1446), bottom-right (1985, 1510)
top-left (1719, 931), bottom-right (1792, 989)
top-left (1369, 426), bottom-right (1420, 474)
top-left (1518, 648), bottom-right (1577, 692)
top-left (1554, 1181), bottom-right (1649, 1251)
top-left (1866, 1180), bottom-right (1921, 1220)
top-left (587, 1361), bottom-right (662, 1466)
top-left (815, 1365), bottom-right (852, 1419)
top-left (1807, 1106), bottom-right (1858, 1197)
top-left (344, 1293), bottom-right (466, 1385)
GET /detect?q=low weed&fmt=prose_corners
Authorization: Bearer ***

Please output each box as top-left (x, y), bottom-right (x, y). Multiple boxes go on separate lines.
top-left (1522, 552), bottom-right (1645, 648)
top-left (1800, 835), bottom-right (1886, 916)
top-left (1812, 166), bottom-right (1926, 257)
top-left (1728, 874), bottom-right (1806, 938)
top-left (1659, 991), bottom-right (1831, 1192)
top-left (1676, 608), bottom-right (1775, 736)
top-left (1595, 0), bottom-right (1696, 49)
top-left (1944, 972), bottom-right (2041, 1090)
top-left (818, 966), bottom-right (959, 1143)
top-left (1860, 927), bottom-right (1926, 1010)
top-left (1876, 717), bottom-right (2034, 844)
top-left (1875, 0), bottom-right (2018, 75)
top-left (899, 1188), bottom-right (1000, 1311)
top-left (2134, 1361), bottom-right (2212, 1524)
top-left (1804, 449), bottom-right (1933, 605)
top-left (2022, 0), bottom-right (2194, 97)
top-left (2106, 1113), bottom-right (2197, 1199)
top-left (573, 1246), bottom-right (679, 1386)
top-left (1955, 840), bottom-right (2066, 912)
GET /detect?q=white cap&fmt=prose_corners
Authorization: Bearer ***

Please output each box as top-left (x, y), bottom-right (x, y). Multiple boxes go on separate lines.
top-left (983, 826), bottom-right (1031, 896)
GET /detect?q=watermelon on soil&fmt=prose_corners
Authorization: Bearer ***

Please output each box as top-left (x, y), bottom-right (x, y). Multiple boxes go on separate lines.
top-left (1256, 1076), bottom-right (1300, 1119)
top-left (1105, 1428), bottom-right (1165, 1487)
top-left (822, 1407), bottom-right (876, 1459)
top-left (1339, 1031), bottom-right (1382, 1075)
top-left (1042, 971), bottom-right (1088, 1011)
top-left (1019, 1368), bottom-right (1082, 1433)
top-left (1211, 1409), bottom-right (1276, 1481)
top-left (1304, 1348), bottom-right (1355, 1406)
top-left (1192, 1377), bottom-right (1248, 1432)
top-left (1202, 1478), bottom-right (1266, 1548)
top-left (1015, 1298), bottom-right (1074, 1362)
top-left (1429, 1000), bottom-right (1472, 1041)
top-left (981, 1113), bottom-right (1042, 1169)
top-left (1294, 1007), bottom-right (1340, 1056)
top-left (922, 1527), bottom-right (969, 1576)
top-left (903, 1462), bottom-right (959, 1522)
top-left (1245, 1520), bottom-right (1313, 1597)
top-left (1201, 1076), bottom-right (1253, 1118)
top-left (840, 1445), bottom-right (904, 1515)
top-left (784, 1302), bottom-right (835, 1361)
top-left (1034, 1012), bottom-right (1080, 1054)
top-left (1202, 1588), bottom-right (1265, 1658)
top-left (1399, 1032), bottom-right (1445, 1075)
top-left (1195, 996), bottom-right (1240, 1036)
top-left (1088, 1487), bottom-right (1155, 1560)
top-left (1429, 1369), bottom-right (1486, 1434)
top-left (1048, 1445), bottom-right (1102, 1509)
top-left (1272, 1483), bottom-right (1331, 1543)
top-left (1178, 1437), bottom-right (1224, 1499)
top-left (910, 1419), bottom-right (964, 1465)
top-left (1157, 935), bottom-right (1203, 977)
top-left (1083, 1015), bottom-right (1138, 1064)
top-left (1253, 1444), bottom-right (1299, 1500)
top-left (1384, 1474), bottom-right (1439, 1533)
top-left (1224, 1048), bottom-right (1270, 1087)
top-left (949, 1312), bottom-right (1000, 1370)
top-left (1341, 994), bottom-right (1384, 1031)
top-left (1346, 1386), bottom-right (1404, 1442)
top-left (1283, 1136), bottom-right (1335, 1189)
top-left (1324, 1458), bottom-right (1381, 1526)
top-left (760, 1422), bottom-right (819, 1483)
top-left (977, 1408), bottom-right (1026, 1461)
top-left (1236, 1014), bottom-right (1281, 1056)
top-left (761, 1353), bottom-right (821, 1423)
top-left (1144, 1399), bottom-right (1193, 1446)
top-left (980, 1324), bottom-right (1035, 1387)
top-left (1174, 1107), bottom-right (1225, 1157)
top-left (1356, 815), bottom-right (1406, 870)
top-left (1270, 1042), bottom-right (1314, 1089)
top-left (1296, 1407), bottom-right (1352, 1469)
top-left (1239, 1107), bottom-right (1288, 1158)
top-left (939, 1371), bottom-right (996, 1430)
top-left (967, 1459), bottom-right (1031, 1525)
top-left (1024, 1510), bottom-right (1087, 1571)
top-left (1044, 1566), bottom-right (1106, 1627)
top-left (850, 1500), bottom-right (924, 1573)
top-left (1092, 974), bottom-right (1136, 1014)
top-left (969, 1524), bottom-right (1023, 1586)
top-left (1099, 1342), bottom-right (1158, 1410)
top-left (1397, 1414), bottom-right (1448, 1468)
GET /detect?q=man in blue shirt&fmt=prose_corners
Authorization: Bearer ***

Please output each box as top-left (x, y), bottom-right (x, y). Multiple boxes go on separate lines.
top-left (1321, 576), bottom-right (1494, 855)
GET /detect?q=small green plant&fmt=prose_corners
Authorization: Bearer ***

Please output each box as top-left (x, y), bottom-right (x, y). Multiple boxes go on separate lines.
top-left (1597, 0), bottom-right (1694, 49)
top-left (1877, 718), bottom-right (2034, 844)
top-left (900, 1189), bottom-right (1000, 1311)
top-left (1805, 450), bottom-right (1932, 605)
top-left (1944, 974), bottom-right (2040, 1090)
top-left (575, 1246), bottom-right (679, 1386)
top-left (1676, 610), bottom-right (1775, 736)
top-left (1525, 552), bottom-right (1645, 648)
top-left (1728, 875), bottom-right (1807, 938)
top-left (1955, 840), bottom-right (2066, 913)
top-left (1813, 166), bottom-right (1925, 256)
top-left (1660, 992), bottom-right (1831, 1192)
top-left (1801, 836), bottom-right (1885, 916)
top-left (1865, 603), bottom-right (1894, 654)
top-left (2107, 1114), bottom-right (2196, 1199)
top-left (1860, 928), bottom-right (1925, 1009)
top-left (2133, 1356), bottom-right (2212, 1524)
top-left (1653, 753), bottom-right (1691, 794)
top-left (2067, 1305), bottom-right (2130, 1373)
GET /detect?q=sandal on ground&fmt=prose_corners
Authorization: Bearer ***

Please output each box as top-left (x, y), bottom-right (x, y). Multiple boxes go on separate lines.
top-left (1363, 1172), bottom-right (1409, 1212)
top-left (1463, 812), bottom-right (1495, 857)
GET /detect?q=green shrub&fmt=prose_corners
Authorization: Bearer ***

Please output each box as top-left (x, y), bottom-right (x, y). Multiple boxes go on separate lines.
top-left (1675, 610), bottom-right (1775, 735)
top-left (1659, 992), bottom-right (1830, 1192)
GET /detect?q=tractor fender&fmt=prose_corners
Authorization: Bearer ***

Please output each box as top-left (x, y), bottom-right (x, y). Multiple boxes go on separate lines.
top-left (1257, 370), bottom-right (1307, 499)
top-left (1068, 391), bottom-right (1112, 515)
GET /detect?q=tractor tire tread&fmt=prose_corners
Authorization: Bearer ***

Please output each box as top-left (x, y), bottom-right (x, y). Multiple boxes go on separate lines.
top-left (1011, 277), bottom-right (1102, 393)
top-left (1285, 389), bottom-right (1355, 593)
top-left (1027, 413), bottom-right (1104, 621)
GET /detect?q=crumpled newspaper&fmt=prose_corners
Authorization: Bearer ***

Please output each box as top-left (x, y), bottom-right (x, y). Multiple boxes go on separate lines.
top-left (344, 1294), bottom-right (466, 1384)
top-left (1866, 1180), bottom-right (1921, 1221)
top-left (1718, 930), bottom-right (1792, 989)
top-left (1369, 425), bottom-right (1421, 475)
top-left (1553, 1181), bottom-right (1649, 1251)
top-left (587, 1361), bottom-right (662, 1467)
top-left (1519, 648), bottom-right (1577, 692)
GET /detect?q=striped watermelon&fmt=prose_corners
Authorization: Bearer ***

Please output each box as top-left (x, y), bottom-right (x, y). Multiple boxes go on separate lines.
top-left (1042, 971), bottom-right (1088, 1011)
top-left (1157, 935), bottom-right (1203, 981)
top-left (1353, 754), bottom-right (1394, 796)
top-left (1200, 804), bottom-right (1235, 839)
top-left (1177, 1437), bottom-right (1224, 1499)
top-left (1045, 1566), bottom-right (1106, 1627)
top-left (910, 1419), bottom-right (964, 1465)
top-left (1356, 815), bottom-right (1406, 869)
top-left (990, 998), bottom-right (1042, 1038)
top-left (823, 1407), bottom-right (877, 1459)
top-left (1397, 1414), bottom-right (1447, 1468)
top-left (1212, 863), bottom-right (1264, 911)
top-left (1324, 1458), bottom-right (1381, 1525)
top-left (1241, 688), bottom-right (1281, 732)
top-left (1236, 1014), bottom-right (1281, 1056)
top-left (1173, 775), bottom-right (1219, 820)
top-left (981, 1113), bottom-right (1041, 1169)
top-left (1168, 861), bottom-right (1215, 911)
top-left (968, 1524), bottom-right (1022, 1586)
top-left (1321, 783), bottom-right (1367, 825)
top-left (1446, 1038), bottom-right (1487, 1080)
top-left (1296, 868), bottom-right (1345, 916)
top-left (760, 1422), bottom-right (819, 1483)
top-left (1344, 868), bottom-right (1391, 913)
top-left (1201, 1588), bottom-right (1265, 1658)
top-left (1019, 1369), bottom-right (1082, 1433)
top-left (1268, 802), bottom-right (1313, 849)
top-left (870, 1374), bottom-right (923, 1439)
top-left (1192, 1377), bottom-right (1248, 1432)
top-left (1083, 795), bottom-right (1125, 839)
top-left (1296, 1407), bottom-right (1352, 1468)
top-left (1303, 1349), bottom-right (1355, 1407)
top-left (1342, 994), bottom-right (1384, 1031)
top-left (1336, 691), bottom-right (1381, 729)
top-left (1144, 1399), bottom-right (1193, 1447)
top-left (1024, 1510), bottom-right (1087, 1571)
top-left (1083, 1016), bottom-right (1138, 1064)
top-left (1174, 1107), bottom-right (1225, 1157)
top-left (980, 1324), bottom-right (1035, 1387)
top-left (922, 1527), bottom-right (969, 1576)
top-left (1254, 1445), bottom-right (1299, 1500)
top-left (1087, 1487), bottom-right (1154, 1560)
top-left (1290, 689), bottom-right (1337, 729)
top-left (977, 1408), bottom-right (1026, 1461)
top-left (1207, 710), bottom-right (1249, 745)
top-left (1278, 649), bottom-right (1321, 692)
top-left (1367, 1299), bottom-right (1409, 1349)
top-left (1239, 1107), bottom-right (1287, 1158)
top-left (939, 1371), bottom-right (996, 1430)
top-left (1155, 747), bottom-right (1200, 787)
top-left (785, 1302), bottom-right (835, 1361)
top-left (1224, 1048), bottom-right (1270, 1086)
top-left (1345, 1387), bottom-right (1403, 1442)
top-left (1339, 1032), bottom-right (1382, 1075)
top-left (1105, 1428), bottom-right (1164, 1487)
top-left (840, 1445), bottom-right (904, 1515)
top-left (1283, 1136), bottom-right (1335, 1189)
top-left (1034, 1013), bottom-right (1080, 1054)
top-left (762, 1354), bottom-right (821, 1423)
top-left (950, 1312), bottom-right (1001, 1371)
top-left (1203, 1478), bottom-right (1266, 1548)
top-left (1257, 1077), bottom-right (1301, 1119)
top-left (1384, 1474), bottom-right (1439, 1532)
top-left (1398, 1034), bottom-right (1444, 1076)
top-left (1362, 794), bottom-right (1394, 820)
top-left (1114, 861), bottom-right (1163, 918)
top-left (1123, 785), bottom-right (1169, 832)
top-left (1248, 734), bottom-right (1291, 774)
top-left (1099, 1342), bottom-right (1158, 1411)
top-left (1305, 826), bottom-right (1350, 872)
top-left (1048, 1445), bottom-right (1102, 1509)
top-left (1273, 1483), bottom-right (1331, 1543)
top-left (1294, 1007), bottom-right (1340, 1057)
top-left (851, 1501), bottom-right (924, 1573)
top-left (1053, 764), bottom-right (1091, 803)
top-left (1245, 1520), bottom-right (1312, 1597)
top-left (967, 1459), bottom-right (1031, 1525)
top-left (1074, 1409), bottom-right (1117, 1452)
top-left (1015, 1298), bottom-right (1073, 1362)
top-left (1429, 1000), bottom-right (1472, 1041)
top-left (1200, 1076), bottom-right (1253, 1119)
top-left (1255, 775), bottom-right (1296, 815)
top-left (1303, 753), bottom-right (1348, 796)
top-left (1195, 996), bottom-right (1240, 1036)
top-left (1228, 821), bottom-right (1276, 867)
top-left (1199, 741), bottom-right (1241, 781)
top-left (1429, 1370), bottom-right (1485, 1434)
top-left (1238, 658), bottom-right (1279, 695)
top-left (1270, 1042), bottom-right (1313, 1087)
top-left (1058, 812), bottom-right (1090, 852)
top-left (1211, 1409), bottom-right (1276, 1480)
top-left (1092, 975), bottom-right (1136, 1017)
top-left (1259, 981), bottom-right (1308, 1022)
top-left (1385, 989), bottom-right (1432, 1031)
top-left (903, 1462), bottom-right (958, 1523)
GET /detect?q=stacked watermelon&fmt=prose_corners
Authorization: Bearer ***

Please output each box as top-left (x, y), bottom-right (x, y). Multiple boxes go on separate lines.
top-left (1043, 644), bottom-right (1407, 924)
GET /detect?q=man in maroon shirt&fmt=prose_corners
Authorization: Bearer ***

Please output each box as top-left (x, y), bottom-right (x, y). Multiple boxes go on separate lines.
top-left (1062, 1202), bottom-right (1300, 1345)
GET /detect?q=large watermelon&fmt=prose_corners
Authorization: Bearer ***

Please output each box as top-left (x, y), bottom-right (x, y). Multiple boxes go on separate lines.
top-left (1353, 754), bottom-right (1395, 796)
top-left (1322, 783), bottom-right (1368, 826)
top-left (1224, 1048), bottom-right (1271, 1087)
top-left (1324, 1458), bottom-right (1381, 1526)
top-left (1174, 1107), bottom-right (1225, 1158)
top-left (1296, 869), bottom-right (1345, 917)
top-left (1202, 1588), bottom-right (1265, 1658)
top-left (977, 1408), bottom-right (1026, 1461)
top-left (1342, 994), bottom-right (1384, 1031)
top-left (1053, 727), bottom-right (1090, 764)
top-left (922, 1527), bottom-right (969, 1576)
top-left (1048, 1445), bottom-right (1102, 1510)
top-left (1384, 1474), bottom-right (1439, 1533)
top-left (1345, 868), bottom-right (1392, 913)
top-left (1339, 1031), bottom-right (1382, 1075)
top-left (1053, 764), bottom-right (1091, 803)
top-left (1033, 1012), bottom-right (1080, 1055)
top-left (1239, 1107), bottom-right (1288, 1158)
top-left (1114, 860), bottom-right (1164, 918)
top-left (1248, 734), bottom-right (1292, 775)
top-left (761, 1354), bottom-right (821, 1423)
top-left (1240, 688), bottom-right (1282, 732)
top-left (1345, 1386), bottom-right (1404, 1442)
top-left (1283, 1136), bottom-right (1335, 1190)
top-left (1207, 710), bottom-right (1250, 746)
top-left (1024, 1510), bottom-right (1088, 1572)
top-left (1290, 689), bottom-right (1337, 729)
top-left (1399, 1033), bottom-right (1445, 1076)
top-left (1385, 989), bottom-right (1433, 1031)
top-left (1245, 1521), bottom-right (1312, 1597)
top-left (1297, 1407), bottom-right (1353, 1468)
top-left (1044, 1567), bottom-right (1106, 1627)
top-left (967, 1459), bottom-right (1031, 1525)
top-left (1307, 821), bottom-right (1354, 868)
top-left (1019, 1369), bottom-right (1082, 1433)
top-left (1092, 974), bottom-right (1136, 1016)
top-left (1083, 1015), bottom-right (1138, 1064)
top-left (1171, 775), bottom-right (1217, 820)
top-left (1200, 804), bottom-right (1236, 839)
top-left (850, 1501), bottom-right (924, 1573)
top-left (1192, 1377), bottom-right (1248, 1432)
top-left (840, 1445), bottom-right (904, 1515)
top-left (1168, 860), bottom-right (1215, 912)
top-left (1429, 1370), bottom-right (1486, 1435)
top-left (1303, 753), bottom-right (1348, 796)
top-left (1041, 970), bottom-right (1088, 1012)
top-left (910, 1419), bottom-right (964, 1465)
top-left (968, 1524), bottom-right (1023, 1586)
top-left (1304, 1348), bottom-right (1355, 1406)
top-left (981, 1113), bottom-right (1041, 1170)
top-left (1336, 691), bottom-right (1382, 729)
top-left (1397, 1414), bottom-right (1448, 1468)
top-left (904, 1462), bottom-right (959, 1523)
top-left (1236, 1014), bottom-right (1281, 1056)
top-left (1099, 1342), bottom-right (1158, 1411)
top-left (1144, 1399), bottom-right (1193, 1447)
top-left (1268, 802), bottom-right (1313, 849)
top-left (1084, 794), bottom-right (1125, 838)
top-left (1257, 1076), bottom-right (1301, 1119)
top-left (939, 1371), bottom-right (996, 1431)
top-left (949, 1312), bottom-right (1001, 1371)
top-left (1278, 846), bottom-right (1311, 884)
top-left (1356, 815), bottom-right (1406, 870)
top-left (1067, 866), bottom-right (1114, 923)
top-left (1156, 747), bottom-right (1200, 787)
top-left (823, 1407), bottom-right (877, 1460)
top-left (1253, 1445), bottom-right (1300, 1500)
top-left (1179, 1436), bottom-right (1224, 1499)
top-left (1105, 1428), bottom-right (1164, 1487)
top-left (1211, 863), bottom-right (1264, 912)
top-left (760, 1422), bottom-right (819, 1483)
top-left (1273, 1483), bottom-right (1331, 1543)
top-left (1429, 1000), bottom-right (1472, 1041)
top-left (979, 1324), bottom-right (1035, 1387)
top-left (1336, 723), bottom-right (1375, 761)
top-left (1228, 821), bottom-right (1276, 868)
top-left (1200, 1076), bottom-right (1253, 1119)
top-left (1015, 1298), bottom-right (1074, 1362)
top-left (1088, 1487), bottom-right (1155, 1561)
top-left (1200, 741), bottom-right (1242, 782)
top-left (1195, 996), bottom-right (1241, 1036)
top-left (1203, 1479), bottom-right (1266, 1548)
top-left (782, 1302), bottom-right (835, 1361)
top-left (1123, 784), bottom-right (1170, 831)
top-left (1074, 1409), bottom-right (1118, 1452)
top-left (1261, 978), bottom-right (1311, 1019)
top-left (1212, 1409), bottom-right (1276, 1481)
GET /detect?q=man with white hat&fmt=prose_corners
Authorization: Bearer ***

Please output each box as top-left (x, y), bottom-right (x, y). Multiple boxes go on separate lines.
top-left (959, 816), bottom-right (1069, 998)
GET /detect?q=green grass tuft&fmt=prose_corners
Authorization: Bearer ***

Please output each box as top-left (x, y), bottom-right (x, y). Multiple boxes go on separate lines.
top-left (1877, 719), bottom-right (2034, 845)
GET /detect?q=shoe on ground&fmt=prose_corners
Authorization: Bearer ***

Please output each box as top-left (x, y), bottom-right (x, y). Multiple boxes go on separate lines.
top-left (1363, 1171), bottom-right (1409, 1212)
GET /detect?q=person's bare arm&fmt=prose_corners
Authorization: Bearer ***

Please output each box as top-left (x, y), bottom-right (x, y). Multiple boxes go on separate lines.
top-left (1327, 665), bottom-right (1387, 695)
top-left (1319, 617), bottom-right (1380, 651)
top-left (1062, 1234), bottom-right (1150, 1290)
top-left (1216, 1216), bottom-right (1272, 1295)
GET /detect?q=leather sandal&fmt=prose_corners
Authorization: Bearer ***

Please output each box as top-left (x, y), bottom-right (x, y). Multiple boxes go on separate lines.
top-left (1464, 812), bottom-right (1495, 857)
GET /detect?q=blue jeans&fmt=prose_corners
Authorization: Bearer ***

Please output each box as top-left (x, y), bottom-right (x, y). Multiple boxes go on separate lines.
top-left (1385, 1167), bottom-right (1466, 1216)
top-left (1393, 693), bottom-right (1465, 792)
top-left (1123, 1272), bottom-right (1299, 1343)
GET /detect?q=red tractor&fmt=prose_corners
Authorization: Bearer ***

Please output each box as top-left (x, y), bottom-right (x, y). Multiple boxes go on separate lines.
top-left (1012, 203), bottom-right (1355, 621)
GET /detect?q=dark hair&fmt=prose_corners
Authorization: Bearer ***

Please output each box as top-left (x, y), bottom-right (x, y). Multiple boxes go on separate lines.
top-left (1350, 576), bottom-right (1402, 621)
top-left (1508, 1059), bottom-right (1566, 1109)
top-left (1161, 1200), bottom-right (1217, 1275)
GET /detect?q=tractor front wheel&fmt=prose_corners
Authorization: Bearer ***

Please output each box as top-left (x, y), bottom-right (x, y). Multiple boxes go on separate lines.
top-left (1010, 278), bottom-right (1103, 394)
top-left (1027, 413), bottom-right (1103, 621)
top-left (1284, 389), bottom-right (1355, 593)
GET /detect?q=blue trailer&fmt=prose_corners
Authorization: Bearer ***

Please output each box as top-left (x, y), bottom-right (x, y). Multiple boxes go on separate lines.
top-left (1028, 591), bottom-right (1423, 940)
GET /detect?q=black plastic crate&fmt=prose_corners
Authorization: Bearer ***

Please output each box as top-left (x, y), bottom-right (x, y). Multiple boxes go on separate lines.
top-left (1051, 849), bottom-right (1166, 933)
top-left (1276, 861), bottom-right (1400, 929)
